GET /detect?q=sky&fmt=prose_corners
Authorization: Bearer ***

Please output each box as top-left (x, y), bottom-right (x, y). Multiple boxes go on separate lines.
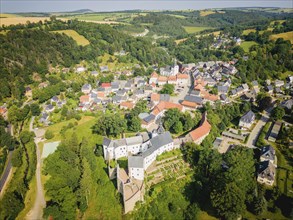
top-left (1, 0), bottom-right (292, 13)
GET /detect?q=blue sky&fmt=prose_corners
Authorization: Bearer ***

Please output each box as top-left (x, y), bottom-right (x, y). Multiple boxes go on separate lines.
top-left (1, 1), bottom-right (292, 13)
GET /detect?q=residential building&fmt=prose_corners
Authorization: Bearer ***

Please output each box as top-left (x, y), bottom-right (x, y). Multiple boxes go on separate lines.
top-left (268, 121), bottom-right (282, 142)
top-left (257, 160), bottom-right (276, 186)
top-left (158, 76), bottom-right (168, 86)
top-left (177, 74), bottom-right (189, 86)
top-left (186, 112), bottom-right (211, 145)
top-left (81, 84), bottom-right (92, 94)
top-left (239, 110), bottom-right (255, 129)
top-left (260, 145), bottom-right (277, 167)
top-left (149, 72), bottom-right (159, 84)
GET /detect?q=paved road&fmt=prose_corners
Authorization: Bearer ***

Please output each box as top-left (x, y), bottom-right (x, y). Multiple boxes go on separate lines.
top-left (0, 151), bottom-right (13, 194)
top-left (26, 116), bottom-right (46, 220)
top-left (246, 111), bottom-right (270, 148)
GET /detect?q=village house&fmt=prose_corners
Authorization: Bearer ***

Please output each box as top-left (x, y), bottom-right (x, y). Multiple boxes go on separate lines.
top-left (45, 104), bottom-right (55, 113)
top-left (39, 112), bottom-right (49, 124)
top-left (151, 101), bottom-right (184, 120)
top-left (186, 112), bottom-right (211, 145)
top-left (25, 87), bottom-right (32, 98)
top-left (91, 70), bottom-right (99, 77)
top-left (260, 145), bottom-right (277, 167)
top-left (239, 110), bottom-right (255, 129)
top-left (257, 160), bottom-right (276, 186)
top-left (158, 76), bottom-right (168, 86)
top-left (0, 106), bottom-right (8, 120)
top-left (81, 84), bottom-right (92, 94)
top-left (149, 72), bottom-right (159, 84)
top-left (100, 66), bottom-right (109, 72)
top-left (275, 80), bottom-right (284, 87)
top-left (177, 74), bottom-right (189, 86)
top-left (76, 66), bottom-right (86, 73)
top-left (268, 121), bottom-right (282, 142)
top-left (167, 76), bottom-right (177, 85)
top-left (120, 101), bottom-right (135, 110)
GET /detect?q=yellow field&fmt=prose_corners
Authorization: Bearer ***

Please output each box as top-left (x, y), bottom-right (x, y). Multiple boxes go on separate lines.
top-left (200, 10), bottom-right (225, 17)
top-left (200, 10), bottom-right (216, 16)
top-left (270, 31), bottom-right (293, 44)
top-left (242, 29), bottom-right (256, 35)
top-left (0, 13), bottom-right (19, 18)
top-left (270, 20), bottom-right (286, 26)
top-left (0, 17), bottom-right (51, 26)
top-left (175, 38), bottom-right (188, 45)
top-left (183, 26), bottom-right (213, 34)
top-left (51, 29), bottom-right (90, 46)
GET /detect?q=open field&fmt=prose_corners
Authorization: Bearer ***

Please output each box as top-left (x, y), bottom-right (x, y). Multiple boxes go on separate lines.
top-left (0, 17), bottom-right (51, 26)
top-left (240, 41), bottom-right (258, 52)
top-left (45, 115), bottom-right (102, 146)
top-left (270, 31), bottom-right (293, 44)
top-left (270, 20), bottom-right (286, 26)
top-left (51, 29), bottom-right (90, 46)
top-left (183, 26), bottom-right (213, 34)
top-left (200, 10), bottom-right (225, 17)
top-left (242, 28), bottom-right (256, 35)
top-left (0, 13), bottom-right (19, 18)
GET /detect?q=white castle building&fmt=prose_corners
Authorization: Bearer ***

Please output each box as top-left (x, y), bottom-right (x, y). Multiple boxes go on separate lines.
top-left (103, 129), bottom-right (175, 181)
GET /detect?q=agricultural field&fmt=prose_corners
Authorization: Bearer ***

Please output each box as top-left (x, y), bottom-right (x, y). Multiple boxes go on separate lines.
top-left (240, 41), bottom-right (258, 52)
top-left (200, 10), bottom-right (225, 16)
top-left (242, 28), bottom-right (256, 35)
top-left (0, 16), bottom-right (51, 26)
top-left (183, 26), bottom-right (213, 34)
top-left (0, 13), bottom-right (19, 18)
top-left (98, 53), bottom-right (137, 72)
top-left (51, 29), bottom-right (90, 46)
top-left (270, 31), bottom-right (293, 44)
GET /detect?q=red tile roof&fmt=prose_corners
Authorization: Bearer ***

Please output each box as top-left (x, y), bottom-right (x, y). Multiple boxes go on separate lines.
top-left (150, 72), bottom-right (159, 79)
top-left (158, 76), bottom-right (168, 82)
top-left (120, 101), bottom-right (134, 109)
top-left (188, 112), bottom-right (211, 142)
top-left (168, 76), bottom-right (177, 81)
top-left (151, 93), bottom-right (160, 102)
top-left (101, 83), bottom-right (111, 88)
top-left (80, 95), bottom-right (89, 103)
top-left (152, 101), bottom-right (183, 116)
top-left (181, 100), bottom-right (198, 108)
top-left (177, 73), bottom-right (188, 79)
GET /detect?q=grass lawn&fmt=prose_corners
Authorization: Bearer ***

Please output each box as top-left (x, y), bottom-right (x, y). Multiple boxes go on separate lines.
top-left (240, 41), bottom-right (258, 52)
top-left (45, 115), bottom-right (102, 146)
top-left (51, 29), bottom-right (90, 46)
top-left (242, 28), bottom-right (256, 35)
top-left (16, 176), bottom-right (37, 220)
top-left (270, 31), bottom-right (293, 44)
top-left (197, 211), bottom-right (218, 220)
top-left (183, 26), bottom-right (213, 34)
top-left (243, 210), bottom-right (287, 220)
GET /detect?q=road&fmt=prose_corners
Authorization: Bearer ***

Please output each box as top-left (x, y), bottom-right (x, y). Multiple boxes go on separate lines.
top-left (0, 151), bottom-right (13, 195)
top-left (246, 110), bottom-right (270, 148)
top-left (26, 116), bottom-right (46, 220)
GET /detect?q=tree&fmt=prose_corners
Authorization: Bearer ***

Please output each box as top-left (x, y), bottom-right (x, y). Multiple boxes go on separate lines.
top-left (45, 130), bottom-right (54, 139)
top-left (20, 131), bottom-right (34, 144)
top-left (61, 106), bottom-right (68, 117)
top-left (271, 106), bottom-right (285, 120)
top-left (30, 103), bottom-right (41, 116)
top-left (184, 203), bottom-right (200, 220)
top-left (211, 182), bottom-right (245, 220)
top-left (173, 121), bottom-right (183, 134)
top-left (11, 147), bottom-right (23, 167)
top-left (163, 108), bottom-right (181, 133)
top-left (0, 115), bottom-right (8, 127)
top-left (257, 93), bottom-right (272, 111)
top-left (92, 113), bottom-right (127, 137)
top-left (181, 142), bottom-right (200, 166)
top-left (160, 84), bottom-right (175, 95)
top-left (127, 116), bottom-right (141, 132)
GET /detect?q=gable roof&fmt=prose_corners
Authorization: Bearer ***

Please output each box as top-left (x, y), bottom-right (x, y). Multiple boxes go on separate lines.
top-left (151, 101), bottom-right (183, 116)
top-left (188, 112), bottom-right (211, 142)
top-left (177, 73), bottom-right (188, 79)
top-left (240, 110), bottom-right (255, 123)
top-left (258, 160), bottom-right (275, 181)
top-left (260, 145), bottom-right (275, 161)
top-left (184, 95), bottom-right (203, 104)
top-left (150, 72), bottom-right (159, 79)
top-left (128, 156), bottom-right (144, 168)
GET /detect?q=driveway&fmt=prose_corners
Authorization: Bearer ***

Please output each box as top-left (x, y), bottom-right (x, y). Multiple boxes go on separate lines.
top-left (246, 112), bottom-right (270, 148)
top-left (26, 117), bottom-right (46, 220)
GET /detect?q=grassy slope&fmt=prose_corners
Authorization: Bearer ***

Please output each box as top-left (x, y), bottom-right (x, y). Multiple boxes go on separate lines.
top-left (51, 29), bottom-right (90, 46)
top-left (270, 31), bottom-right (293, 44)
top-left (183, 26), bottom-right (213, 34)
top-left (240, 41), bottom-right (258, 52)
